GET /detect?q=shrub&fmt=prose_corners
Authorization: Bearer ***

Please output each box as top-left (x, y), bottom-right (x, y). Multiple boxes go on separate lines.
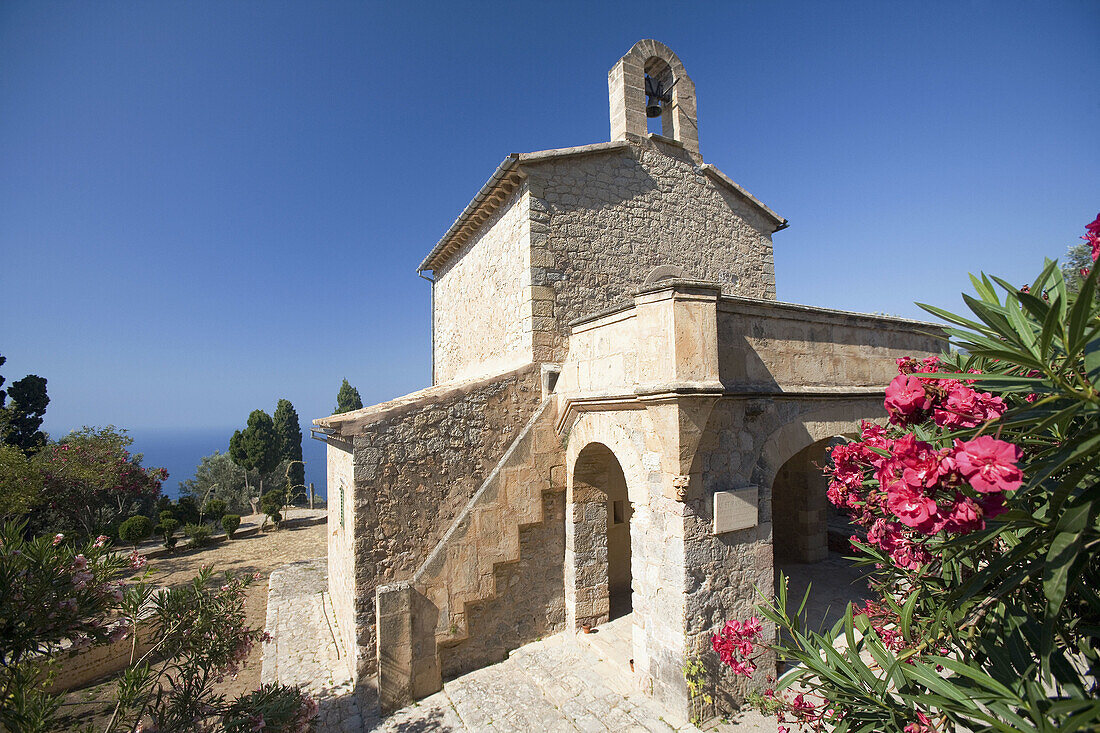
top-left (716, 214), bottom-right (1100, 732)
top-left (159, 509), bottom-right (174, 523)
top-left (222, 513), bottom-right (241, 539)
top-left (0, 521), bottom-right (312, 732)
top-left (260, 490), bottom-right (283, 527)
top-left (0, 524), bottom-right (134, 731)
top-left (223, 684), bottom-right (318, 732)
top-left (157, 518), bottom-right (179, 549)
top-left (182, 523), bottom-right (212, 547)
top-left (118, 515), bottom-right (153, 547)
top-left (203, 498), bottom-right (227, 523)
top-left (174, 496), bottom-right (201, 526)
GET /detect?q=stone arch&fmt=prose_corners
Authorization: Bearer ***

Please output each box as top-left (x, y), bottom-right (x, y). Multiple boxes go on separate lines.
top-left (565, 412), bottom-right (650, 507)
top-left (563, 411), bottom-right (654, 631)
top-left (643, 264), bottom-right (686, 284)
top-left (609, 39), bottom-right (700, 153)
top-left (756, 400), bottom-right (880, 563)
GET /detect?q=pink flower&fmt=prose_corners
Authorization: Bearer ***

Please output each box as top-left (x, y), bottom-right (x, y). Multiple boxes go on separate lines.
top-left (72, 554), bottom-right (89, 571)
top-left (884, 375), bottom-right (932, 425)
top-left (1086, 213), bottom-right (1100, 237)
top-left (129, 550), bottom-right (147, 570)
top-left (942, 494), bottom-right (983, 534)
top-left (52, 533), bottom-right (64, 545)
top-left (953, 436), bottom-right (1023, 493)
top-left (93, 535), bottom-right (109, 548)
top-left (886, 482), bottom-right (940, 533)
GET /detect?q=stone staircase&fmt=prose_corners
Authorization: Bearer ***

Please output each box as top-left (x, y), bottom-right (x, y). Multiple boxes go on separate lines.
top-left (412, 397), bottom-right (563, 647)
top-left (375, 396), bottom-right (566, 711)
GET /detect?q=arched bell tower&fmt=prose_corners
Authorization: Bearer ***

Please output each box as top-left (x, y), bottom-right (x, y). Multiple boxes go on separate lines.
top-left (608, 39), bottom-right (700, 154)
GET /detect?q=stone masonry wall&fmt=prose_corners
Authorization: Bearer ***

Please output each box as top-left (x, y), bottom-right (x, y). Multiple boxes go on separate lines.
top-left (717, 298), bottom-right (945, 391)
top-left (343, 365), bottom-right (542, 682)
top-left (433, 185), bottom-right (532, 384)
top-left (525, 140), bottom-right (778, 363)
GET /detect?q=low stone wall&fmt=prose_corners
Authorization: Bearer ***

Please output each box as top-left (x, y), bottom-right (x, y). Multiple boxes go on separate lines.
top-left (40, 618), bottom-right (159, 693)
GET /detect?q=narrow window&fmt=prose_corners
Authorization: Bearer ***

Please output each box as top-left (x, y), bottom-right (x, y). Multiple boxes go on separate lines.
top-left (340, 482), bottom-right (346, 529)
top-left (612, 499), bottom-right (625, 525)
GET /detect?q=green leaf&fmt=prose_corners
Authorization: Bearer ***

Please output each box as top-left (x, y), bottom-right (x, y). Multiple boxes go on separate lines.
top-left (1043, 501), bottom-right (1090, 615)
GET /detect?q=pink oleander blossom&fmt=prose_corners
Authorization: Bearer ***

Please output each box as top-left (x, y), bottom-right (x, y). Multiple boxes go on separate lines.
top-left (884, 375), bottom-right (932, 425)
top-left (886, 482), bottom-right (940, 534)
top-left (953, 436), bottom-right (1023, 493)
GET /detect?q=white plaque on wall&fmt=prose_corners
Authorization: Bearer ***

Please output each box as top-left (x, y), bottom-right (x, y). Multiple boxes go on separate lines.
top-left (713, 487), bottom-right (758, 534)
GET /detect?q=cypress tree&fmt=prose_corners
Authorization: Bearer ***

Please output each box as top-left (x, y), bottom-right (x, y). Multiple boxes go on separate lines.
top-left (273, 399), bottom-right (304, 492)
top-left (334, 379), bottom-right (363, 414)
top-left (229, 409), bottom-right (280, 495)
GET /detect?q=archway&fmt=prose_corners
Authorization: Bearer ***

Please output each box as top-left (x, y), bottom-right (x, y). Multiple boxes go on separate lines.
top-left (771, 437), bottom-right (837, 564)
top-left (567, 442), bottom-right (633, 629)
top-left (770, 434), bottom-right (872, 632)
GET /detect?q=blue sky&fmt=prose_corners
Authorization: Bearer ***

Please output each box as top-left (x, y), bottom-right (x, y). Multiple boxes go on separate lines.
top-left (1, 0), bottom-right (1098, 442)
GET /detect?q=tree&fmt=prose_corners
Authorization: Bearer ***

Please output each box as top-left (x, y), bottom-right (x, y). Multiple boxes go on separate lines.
top-left (272, 399), bottom-right (304, 495)
top-left (1061, 241), bottom-right (1094, 294)
top-left (118, 515), bottom-right (153, 547)
top-left (334, 378), bottom-right (363, 414)
top-left (32, 427), bottom-right (165, 540)
top-left (0, 443), bottom-right (41, 519)
top-left (0, 354), bottom-right (49, 454)
top-left (229, 410), bottom-right (280, 496)
top-left (178, 450), bottom-right (251, 515)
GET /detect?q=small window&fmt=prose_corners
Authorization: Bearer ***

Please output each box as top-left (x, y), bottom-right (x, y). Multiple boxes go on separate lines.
top-left (612, 499), bottom-right (625, 525)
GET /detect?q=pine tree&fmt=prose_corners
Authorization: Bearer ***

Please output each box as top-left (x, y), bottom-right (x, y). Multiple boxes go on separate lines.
top-left (334, 379), bottom-right (363, 414)
top-left (273, 399), bottom-right (304, 494)
top-left (0, 355), bottom-right (49, 454)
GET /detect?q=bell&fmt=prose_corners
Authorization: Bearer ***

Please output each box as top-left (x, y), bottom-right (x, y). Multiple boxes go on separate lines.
top-left (646, 100), bottom-right (662, 118)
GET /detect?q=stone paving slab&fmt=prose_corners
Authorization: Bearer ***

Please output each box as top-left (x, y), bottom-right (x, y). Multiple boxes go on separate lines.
top-left (264, 559), bottom-right (775, 733)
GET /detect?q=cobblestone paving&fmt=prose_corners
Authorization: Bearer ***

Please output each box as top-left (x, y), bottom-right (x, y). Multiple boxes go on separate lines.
top-left (265, 560), bottom-right (776, 732)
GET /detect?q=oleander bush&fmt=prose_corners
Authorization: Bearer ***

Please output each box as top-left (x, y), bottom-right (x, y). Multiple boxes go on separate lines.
top-left (715, 214), bottom-right (1100, 732)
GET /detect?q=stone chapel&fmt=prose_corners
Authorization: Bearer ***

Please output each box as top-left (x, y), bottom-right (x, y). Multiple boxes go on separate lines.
top-left (314, 39), bottom-right (942, 723)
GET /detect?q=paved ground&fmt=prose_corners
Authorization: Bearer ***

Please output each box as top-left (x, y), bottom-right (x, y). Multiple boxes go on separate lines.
top-left (264, 560), bottom-right (776, 733)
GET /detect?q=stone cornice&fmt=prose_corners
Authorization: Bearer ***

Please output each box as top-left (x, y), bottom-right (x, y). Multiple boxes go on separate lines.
top-left (555, 387), bottom-right (886, 434)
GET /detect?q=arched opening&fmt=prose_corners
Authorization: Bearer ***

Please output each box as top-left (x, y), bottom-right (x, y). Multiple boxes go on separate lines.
top-left (771, 438), bottom-right (834, 564)
top-left (771, 436), bottom-right (870, 631)
top-left (568, 442), bottom-right (633, 628)
top-left (644, 56), bottom-right (675, 138)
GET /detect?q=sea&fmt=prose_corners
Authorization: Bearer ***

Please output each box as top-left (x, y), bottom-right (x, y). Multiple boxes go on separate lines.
top-left (124, 427), bottom-right (328, 501)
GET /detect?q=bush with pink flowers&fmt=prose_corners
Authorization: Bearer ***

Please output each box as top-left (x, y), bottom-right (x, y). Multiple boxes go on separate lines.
top-left (713, 215), bottom-right (1100, 732)
top-left (0, 524), bottom-right (317, 732)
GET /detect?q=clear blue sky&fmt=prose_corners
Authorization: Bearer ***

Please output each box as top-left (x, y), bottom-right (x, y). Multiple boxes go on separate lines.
top-left (2, 1), bottom-right (1098, 439)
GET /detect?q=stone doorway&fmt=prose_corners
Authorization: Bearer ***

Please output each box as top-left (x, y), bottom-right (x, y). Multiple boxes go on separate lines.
top-left (566, 442), bottom-right (634, 630)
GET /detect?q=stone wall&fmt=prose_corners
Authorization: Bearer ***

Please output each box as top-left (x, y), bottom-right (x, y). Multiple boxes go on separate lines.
top-left (433, 185), bottom-right (532, 383)
top-left (716, 298), bottom-right (945, 391)
top-left (526, 140), bottom-right (778, 363)
top-left (324, 364), bottom-right (543, 684)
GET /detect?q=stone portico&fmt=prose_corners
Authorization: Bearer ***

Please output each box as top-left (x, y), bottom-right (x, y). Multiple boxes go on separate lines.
top-left (315, 39), bottom-right (943, 724)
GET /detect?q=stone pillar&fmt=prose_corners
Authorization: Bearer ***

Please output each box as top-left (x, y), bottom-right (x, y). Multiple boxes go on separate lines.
top-left (376, 582), bottom-right (413, 715)
top-left (565, 466), bottom-right (610, 630)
